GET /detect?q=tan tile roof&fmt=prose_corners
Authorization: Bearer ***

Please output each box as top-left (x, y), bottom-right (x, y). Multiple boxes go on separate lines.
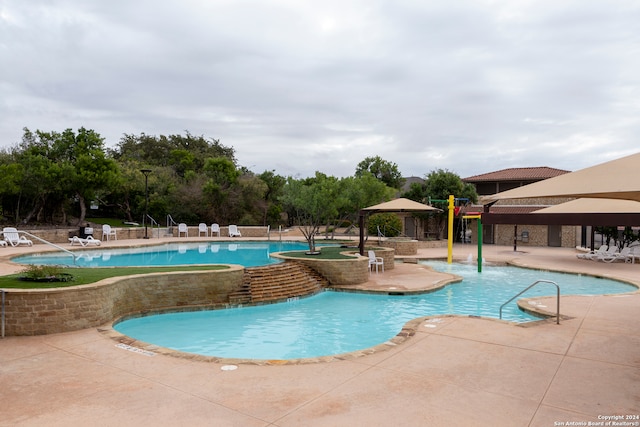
top-left (462, 167), bottom-right (570, 182)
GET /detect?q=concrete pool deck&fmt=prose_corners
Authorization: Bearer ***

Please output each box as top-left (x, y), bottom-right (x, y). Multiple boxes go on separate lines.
top-left (0, 239), bottom-right (639, 426)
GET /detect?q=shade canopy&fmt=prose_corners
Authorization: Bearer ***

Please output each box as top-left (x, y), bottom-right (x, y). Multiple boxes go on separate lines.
top-left (480, 152), bottom-right (640, 204)
top-left (358, 198), bottom-right (440, 255)
top-left (361, 198), bottom-right (441, 212)
top-left (534, 198), bottom-right (640, 214)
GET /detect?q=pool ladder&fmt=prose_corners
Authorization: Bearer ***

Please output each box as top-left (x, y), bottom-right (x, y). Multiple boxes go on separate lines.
top-left (499, 280), bottom-right (560, 324)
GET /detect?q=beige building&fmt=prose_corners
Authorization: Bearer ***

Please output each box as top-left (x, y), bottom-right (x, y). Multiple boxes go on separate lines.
top-left (462, 167), bottom-right (580, 248)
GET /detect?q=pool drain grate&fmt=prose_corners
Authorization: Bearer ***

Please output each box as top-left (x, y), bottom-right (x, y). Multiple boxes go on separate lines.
top-left (115, 343), bottom-right (156, 357)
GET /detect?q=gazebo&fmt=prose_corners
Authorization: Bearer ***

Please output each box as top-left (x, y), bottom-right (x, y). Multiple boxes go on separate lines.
top-left (358, 198), bottom-right (441, 255)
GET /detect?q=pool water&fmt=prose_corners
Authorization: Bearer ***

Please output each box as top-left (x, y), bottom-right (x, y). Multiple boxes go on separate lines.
top-left (12, 241), bottom-right (325, 268)
top-left (114, 261), bottom-right (636, 360)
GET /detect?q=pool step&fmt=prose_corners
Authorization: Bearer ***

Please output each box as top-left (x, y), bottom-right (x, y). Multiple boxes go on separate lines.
top-left (228, 261), bottom-right (329, 304)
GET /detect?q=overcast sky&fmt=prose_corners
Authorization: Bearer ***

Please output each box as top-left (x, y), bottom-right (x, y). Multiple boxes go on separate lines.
top-left (2, 1), bottom-right (639, 179)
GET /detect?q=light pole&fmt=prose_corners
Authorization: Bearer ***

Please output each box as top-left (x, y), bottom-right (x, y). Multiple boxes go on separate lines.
top-left (140, 169), bottom-right (152, 239)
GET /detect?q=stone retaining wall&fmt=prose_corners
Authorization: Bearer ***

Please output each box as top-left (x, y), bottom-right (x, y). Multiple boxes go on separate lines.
top-left (172, 225), bottom-right (269, 238)
top-left (11, 227), bottom-right (146, 244)
top-left (416, 239), bottom-right (448, 248)
top-left (379, 239), bottom-right (418, 255)
top-left (1, 266), bottom-right (244, 336)
top-left (10, 225), bottom-right (271, 244)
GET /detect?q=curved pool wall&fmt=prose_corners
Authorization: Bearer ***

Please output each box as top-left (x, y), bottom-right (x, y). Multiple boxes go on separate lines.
top-left (111, 263), bottom-right (638, 361)
top-left (0, 249), bottom-right (376, 336)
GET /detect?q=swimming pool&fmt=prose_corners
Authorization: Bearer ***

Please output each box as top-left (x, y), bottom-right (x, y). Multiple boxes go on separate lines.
top-left (114, 261), bottom-right (637, 360)
top-left (12, 241), bottom-right (325, 268)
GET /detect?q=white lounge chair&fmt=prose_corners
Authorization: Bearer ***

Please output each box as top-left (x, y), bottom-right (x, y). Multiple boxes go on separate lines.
top-left (198, 223), bottom-right (208, 237)
top-left (368, 250), bottom-right (384, 273)
top-left (211, 223), bottom-right (221, 237)
top-left (102, 224), bottom-right (117, 241)
top-left (228, 225), bottom-right (241, 237)
top-left (2, 227), bottom-right (33, 247)
top-left (69, 235), bottom-right (101, 247)
top-left (627, 246), bottom-right (640, 264)
top-left (593, 246), bottom-right (620, 262)
top-left (577, 245), bottom-right (608, 260)
top-left (599, 246), bottom-right (634, 263)
top-left (178, 223), bottom-right (188, 237)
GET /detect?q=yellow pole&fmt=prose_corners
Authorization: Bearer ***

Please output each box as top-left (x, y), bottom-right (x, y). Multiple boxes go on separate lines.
top-left (447, 194), bottom-right (454, 264)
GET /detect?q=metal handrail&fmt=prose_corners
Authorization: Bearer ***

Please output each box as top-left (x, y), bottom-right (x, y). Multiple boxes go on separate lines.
top-left (147, 214), bottom-right (159, 227)
top-left (377, 224), bottom-right (413, 239)
top-left (16, 231), bottom-right (78, 264)
top-left (499, 279), bottom-right (560, 324)
top-left (166, 214), bottom-right (178, 228)
top-left (146, 215), bottom-right (160, 238)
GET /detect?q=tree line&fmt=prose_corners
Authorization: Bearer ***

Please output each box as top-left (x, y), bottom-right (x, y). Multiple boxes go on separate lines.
top-left (0, 128), bottom-right (477, 235)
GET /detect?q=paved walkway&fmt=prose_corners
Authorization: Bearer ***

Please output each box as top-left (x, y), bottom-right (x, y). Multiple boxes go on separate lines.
top-left (0, 240), bottom-right (639, 426)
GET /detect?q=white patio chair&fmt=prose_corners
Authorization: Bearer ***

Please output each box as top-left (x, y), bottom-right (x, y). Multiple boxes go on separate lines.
top-left (178, 223), bottom-right (188, 237)
top-left (228, 224), bottom-right (242, 237)
top-left (198, 223), bottom-right (208, 237)
top-left (102, 224), bottom-right (117, 241)
top-left (211, 223), bottom-right (221, 237)
top-left (368, 250), bottom-right (384, 273)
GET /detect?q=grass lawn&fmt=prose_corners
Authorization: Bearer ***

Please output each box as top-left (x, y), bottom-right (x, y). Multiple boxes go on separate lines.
top-left (283, 245), bottom-right (365, 260)
top-left (0, 265), bottom-right (228, 289)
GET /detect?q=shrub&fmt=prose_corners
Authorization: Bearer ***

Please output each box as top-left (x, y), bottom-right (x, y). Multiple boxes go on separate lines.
top-left (19, 265), bottom-right (73, 282)
top-left (367, 213), bottom-right (402, 237)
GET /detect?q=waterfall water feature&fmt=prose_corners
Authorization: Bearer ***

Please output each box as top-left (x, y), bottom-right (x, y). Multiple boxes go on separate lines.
top-left (466, 253), bottom-right (486, 265)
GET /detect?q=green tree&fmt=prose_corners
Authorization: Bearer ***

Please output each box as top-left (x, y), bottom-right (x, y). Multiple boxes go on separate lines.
top-left (280, 173), bottom-right (341, 253)
top-left (355, 155), bottom-right (405, 189)
top-left (327, 174), bottom-right (395, 238)
top-left (404, 169), bottom-right (478, 239)
top-left (232, 174), bottom-right (269, 225)
top-left (111, 132), bottom-right (235, 174)
top-left (202, 157), bottom-right (242, 221)
top-left (258, 170), bottom-right (286, 226)
top-left (3, 129), bottom-right (61, 223)
top-left (51, 128), bottom-right (119, 224)
top-left (367, 213), bottom-right (403, 237)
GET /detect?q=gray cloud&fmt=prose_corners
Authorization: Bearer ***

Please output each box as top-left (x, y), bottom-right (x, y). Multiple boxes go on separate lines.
top-left (1, 0), bottom-right (638, 179)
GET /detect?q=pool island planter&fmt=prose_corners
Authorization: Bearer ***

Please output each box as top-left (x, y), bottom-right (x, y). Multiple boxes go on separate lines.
top-left (272, 247), bottom-right (394, 286)
top-left (0, 248), bottom-right (395, 337)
